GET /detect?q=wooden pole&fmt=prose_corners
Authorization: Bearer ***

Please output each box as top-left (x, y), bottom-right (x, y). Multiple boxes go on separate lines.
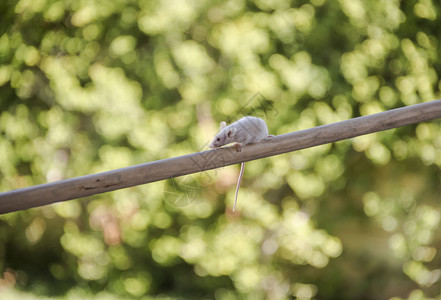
top-left (1, 100), bottom-right (441, 214)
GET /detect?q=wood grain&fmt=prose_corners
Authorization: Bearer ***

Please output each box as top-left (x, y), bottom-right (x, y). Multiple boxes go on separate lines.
top-left (1, 100), bottom-right (441, 214)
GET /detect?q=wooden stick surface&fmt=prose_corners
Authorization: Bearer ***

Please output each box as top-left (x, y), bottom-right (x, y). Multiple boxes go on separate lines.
top-left (1, 100), bottom-right (441, 214)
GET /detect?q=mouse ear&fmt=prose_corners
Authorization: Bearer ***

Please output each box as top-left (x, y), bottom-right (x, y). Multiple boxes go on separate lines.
top-left (227, 127), bottom-right (237, 138)
top-left (220, 121), bottom-right (227, 130)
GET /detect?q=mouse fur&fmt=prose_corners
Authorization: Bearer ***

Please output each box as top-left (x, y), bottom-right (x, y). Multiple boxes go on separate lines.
top-left (209, 116), bottom-right (269, 151)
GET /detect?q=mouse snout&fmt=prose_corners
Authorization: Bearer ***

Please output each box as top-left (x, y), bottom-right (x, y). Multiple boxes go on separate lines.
top-left (209, 137), bottom-right (222, 148)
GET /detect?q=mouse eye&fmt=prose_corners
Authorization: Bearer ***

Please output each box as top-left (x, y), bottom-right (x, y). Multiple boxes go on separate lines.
top-left (216, 138), bottom-right (220, 141)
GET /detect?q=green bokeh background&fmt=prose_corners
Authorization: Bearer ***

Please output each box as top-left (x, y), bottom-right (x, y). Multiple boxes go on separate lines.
top-left (1, 0), bottom-right (441, 299)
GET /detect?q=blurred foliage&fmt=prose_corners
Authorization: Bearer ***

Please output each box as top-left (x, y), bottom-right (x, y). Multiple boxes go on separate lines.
top-left (0, 0), bottom-right (441, 299)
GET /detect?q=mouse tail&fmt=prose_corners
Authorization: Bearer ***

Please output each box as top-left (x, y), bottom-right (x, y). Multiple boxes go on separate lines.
top-left (234, 162), bottom-right (245, 212)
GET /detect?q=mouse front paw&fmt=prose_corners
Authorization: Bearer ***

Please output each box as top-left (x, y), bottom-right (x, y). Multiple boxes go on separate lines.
top-left (235, 144), bottom-right (243, 152)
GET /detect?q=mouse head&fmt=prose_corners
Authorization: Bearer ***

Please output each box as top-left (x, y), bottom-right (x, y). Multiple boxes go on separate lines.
top-left (209, 121), bottom-right (238, 148)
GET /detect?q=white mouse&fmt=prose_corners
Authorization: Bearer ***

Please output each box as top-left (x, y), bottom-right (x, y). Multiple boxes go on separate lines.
top-left (209, 116), bottom-right (272, 212)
